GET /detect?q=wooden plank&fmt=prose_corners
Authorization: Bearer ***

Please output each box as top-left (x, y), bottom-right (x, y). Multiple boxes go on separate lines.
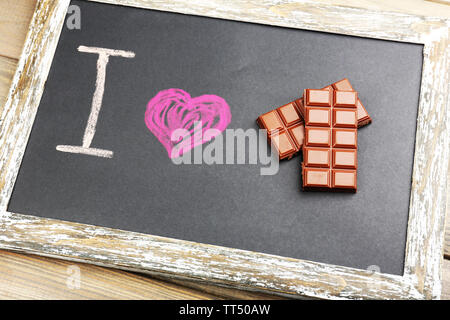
top-left (0, 250), bottom-right (219, 299)
top-left (0, 56), bottom-right (17, 109)
top-left (0, 0), bottom-right (36, 59)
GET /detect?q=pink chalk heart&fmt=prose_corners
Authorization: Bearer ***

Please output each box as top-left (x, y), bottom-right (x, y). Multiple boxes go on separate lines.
top-left (145, 89), bottom-right (232, 158)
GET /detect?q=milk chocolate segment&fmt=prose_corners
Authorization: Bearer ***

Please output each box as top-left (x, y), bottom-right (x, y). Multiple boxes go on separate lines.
top-left (332, 170), bottom-right (357, 190)
top-left (303, 166), bottom-right (331, 188)
top-left (332, 149), bottom-right (357, 169)
top-left (257, 110), bottom-right (284, 135)
top-left (305, 89), bottom-right (332, 107)
top-left (332, 129), bottom-right (357, 149)
top-left (304, 148), bottom-right (330, 168)
top-left (271, 131), bottom-right (297, 160)
top-left (278, 102), bottom-right (301, 127)
top-left (332, 78), bottom-right (354, 91)
top-left (305, 107), bottom-right (331, 127)
top-left (356, 99), bottom-right (372, 127)
top-left (333, 109), bottom-right (358, 128)
top-left (305, 128), bottom-right (331, 147)
top-left (257, 101), bottom-right (304, 160)
top-left (334, 91), bottom-right (358, 107)
top-left (302, 88), bottom-right (357, 192)
top-left (332, 78), bottom-right (371, 127)
top-left (288, 124), bottom-right (305, 150)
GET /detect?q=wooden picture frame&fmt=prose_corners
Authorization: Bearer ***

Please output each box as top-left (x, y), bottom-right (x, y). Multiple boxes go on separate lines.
top-left (0, 0), bottom-right (448, 299)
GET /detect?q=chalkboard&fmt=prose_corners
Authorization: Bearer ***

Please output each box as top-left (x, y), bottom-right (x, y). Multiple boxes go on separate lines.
top-left (7, 0), bottom-right (423, 276)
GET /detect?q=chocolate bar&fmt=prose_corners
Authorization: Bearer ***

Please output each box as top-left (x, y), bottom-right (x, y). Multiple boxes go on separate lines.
top-left (297, 78), bottom-right (371, 128)
top-left (256, 101), bottom-right (304, 160)
top-left (257, 78), bottom-right (370, 161)
top-left (302, 88), bottom-right (358, 192)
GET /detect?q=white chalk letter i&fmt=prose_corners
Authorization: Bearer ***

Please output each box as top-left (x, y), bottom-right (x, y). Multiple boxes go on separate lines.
top-left (56, 46), bottom-right (135, 158)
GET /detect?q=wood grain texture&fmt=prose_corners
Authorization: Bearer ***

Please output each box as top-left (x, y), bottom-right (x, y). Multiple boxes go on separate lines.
top-left (0, 249), bottom-right (284, 300)
top-left (0, 57), bottom-right (17, 109)
top-left (0, 0), bottom-right (36, 59)
top-left (0, 0), bottom-right (448, 300)
top-left (0, 250), bottom-right (217, 299)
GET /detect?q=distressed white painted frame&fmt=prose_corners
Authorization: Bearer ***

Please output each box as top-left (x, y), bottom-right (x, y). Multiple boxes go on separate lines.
top-left (0, 0), bottom-right (449, 299)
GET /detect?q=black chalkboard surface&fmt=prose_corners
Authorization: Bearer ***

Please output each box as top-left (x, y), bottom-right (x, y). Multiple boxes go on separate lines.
top-left (8, 0), bottom-right (423, 276)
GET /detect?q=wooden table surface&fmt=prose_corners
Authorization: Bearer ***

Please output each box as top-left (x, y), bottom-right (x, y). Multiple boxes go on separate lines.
top-left (0, 0), bottom-right (449, 299)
